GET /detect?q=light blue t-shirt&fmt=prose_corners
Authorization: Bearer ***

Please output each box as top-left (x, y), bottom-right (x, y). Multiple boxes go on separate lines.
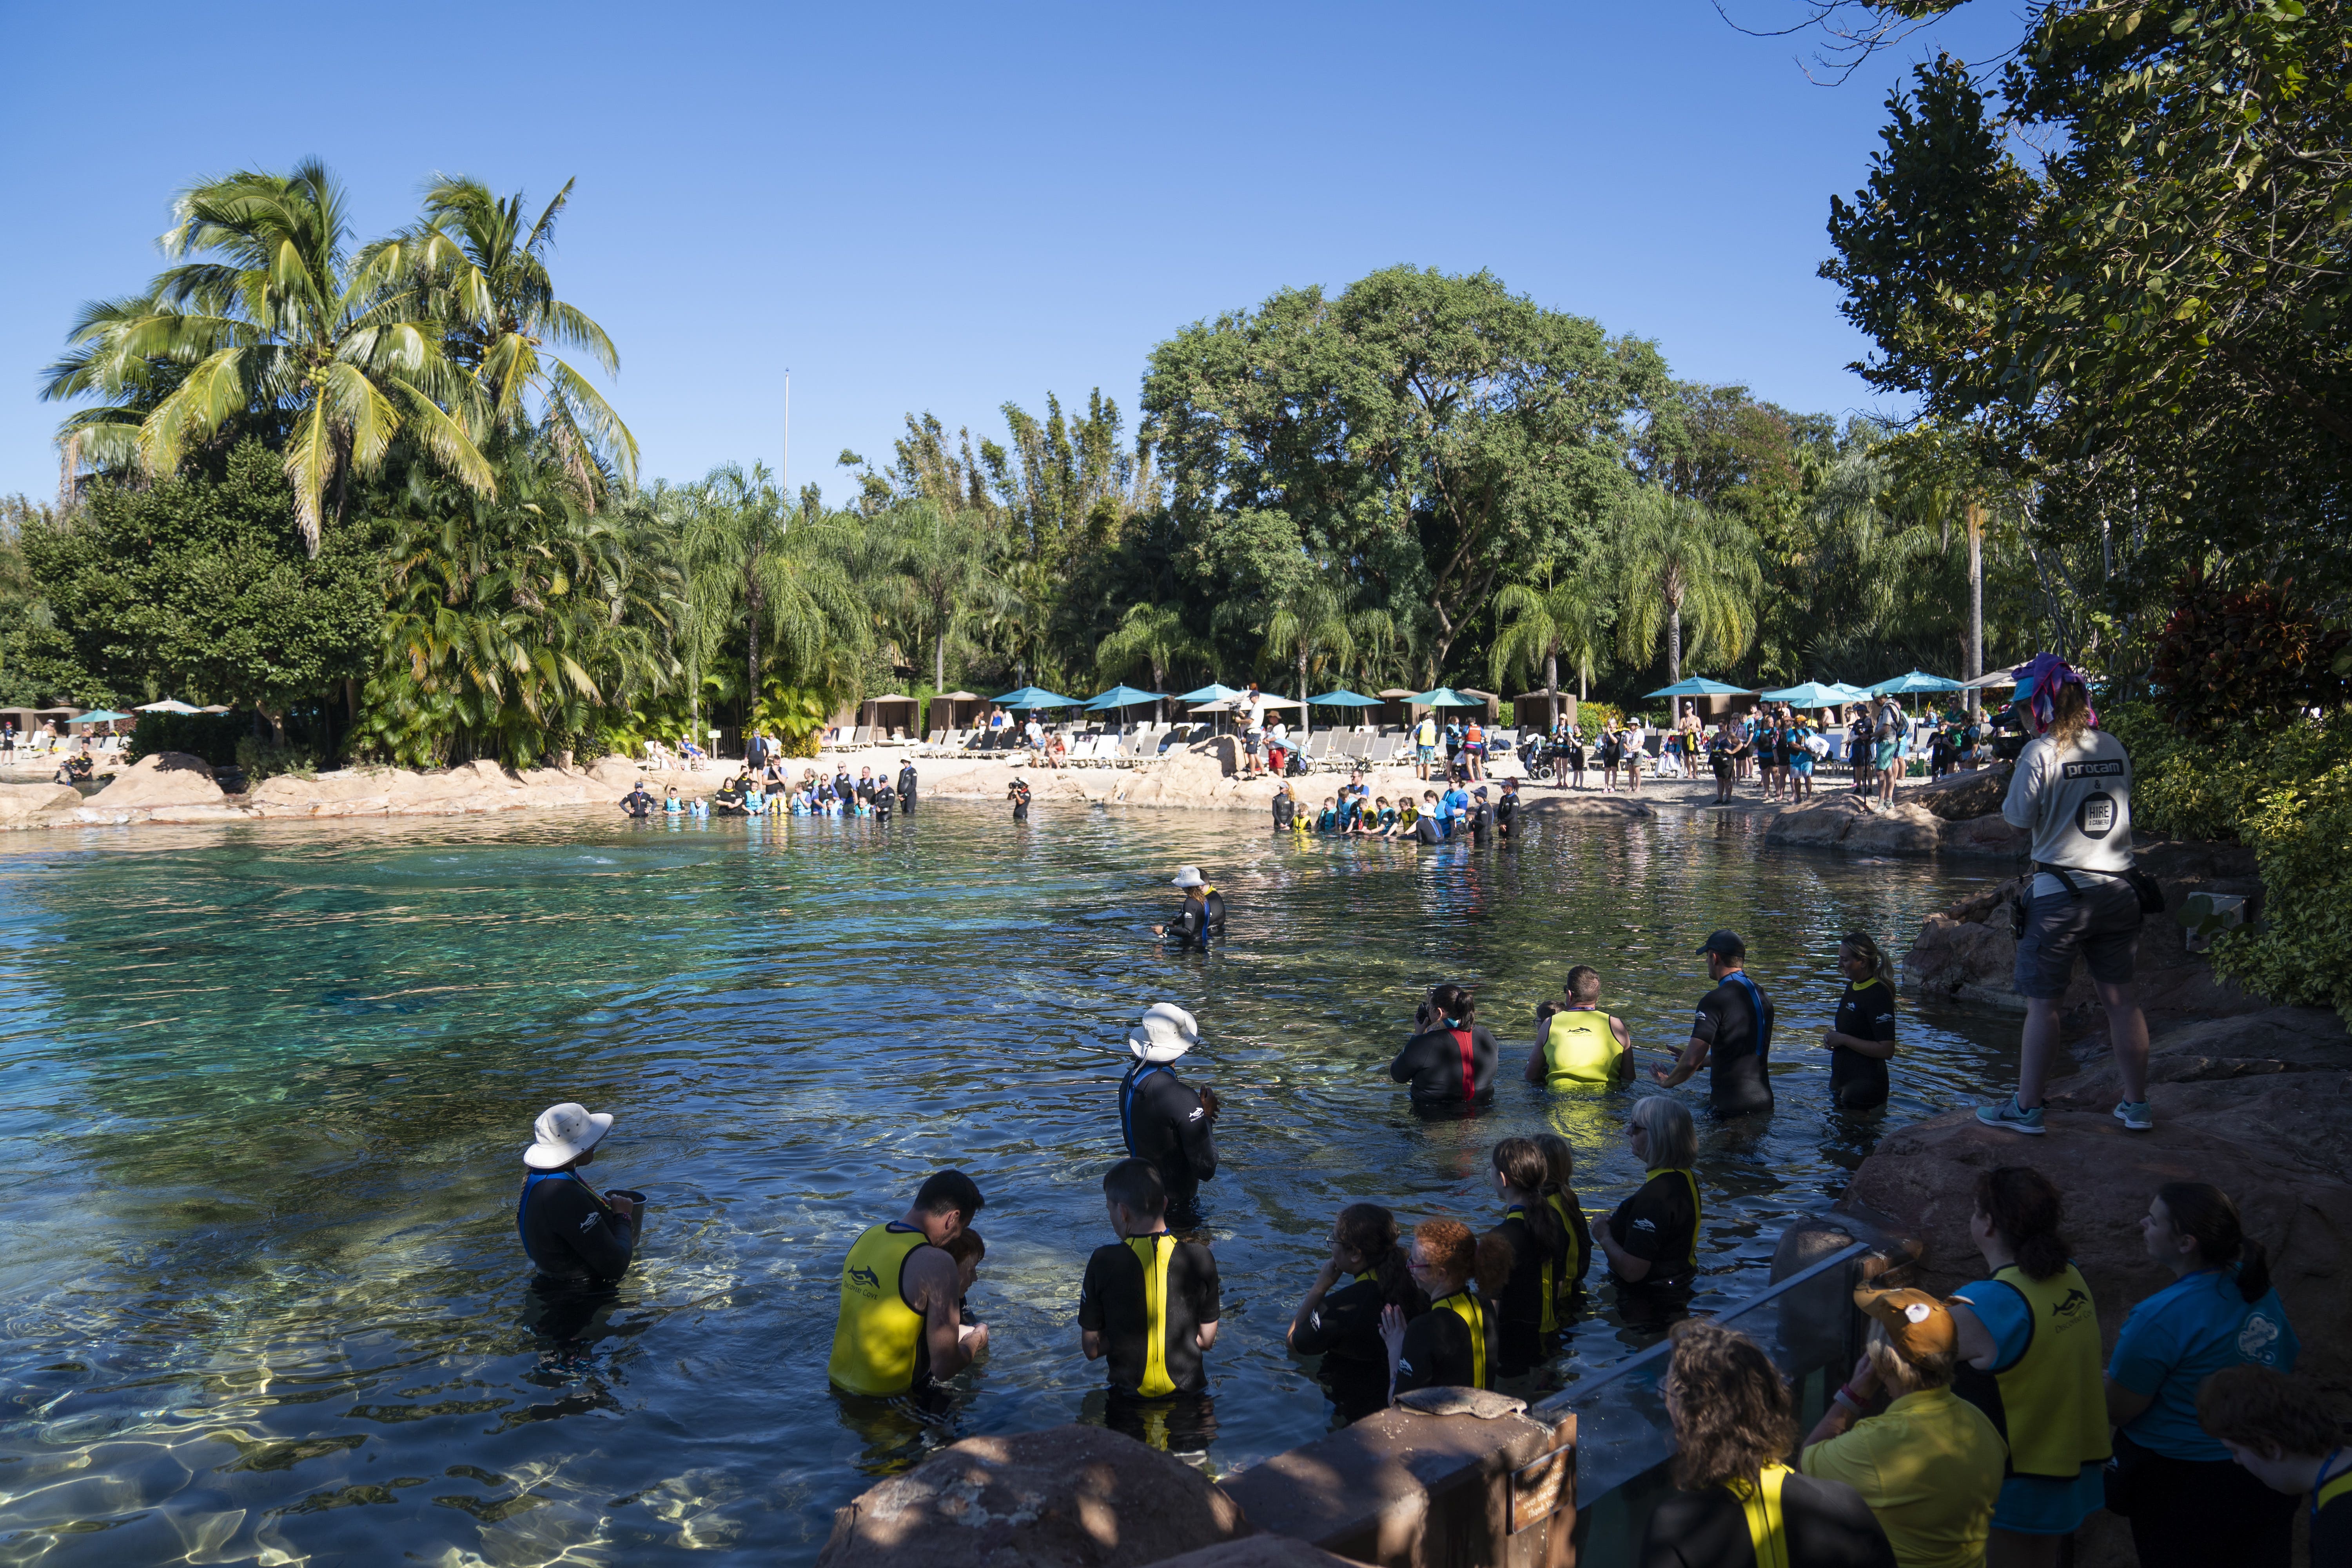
top-left (1954, 1273), bottom-right (2108, 1536)
top-left (2109, 1267), bottom-right (2299, 1461)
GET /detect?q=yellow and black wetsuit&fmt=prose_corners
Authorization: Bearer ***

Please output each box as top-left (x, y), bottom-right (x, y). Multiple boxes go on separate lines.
top-left (1394, 1287), bottom-right (1488, 1392)
top-left (827, 1221), bottom-right (933, 1396)
top-left (1078, 1230), bottom-right (1221, 1396)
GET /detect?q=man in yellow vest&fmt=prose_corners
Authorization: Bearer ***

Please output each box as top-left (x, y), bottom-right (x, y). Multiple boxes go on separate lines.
top-left (826, 1170), bottom-right (989, 1397)
top-left (1523, 965), bottom-right (1633, 1089)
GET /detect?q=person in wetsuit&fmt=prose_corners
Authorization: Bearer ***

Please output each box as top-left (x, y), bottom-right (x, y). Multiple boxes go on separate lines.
top-left (827, 1169), bottom-right (989, 1398)
top-left (1271, 785), bottom-right (1299, 833)
top-left (1822, 930), bottom-right (1898, 1110)
top-left (1593, 1096), bottom-right (1702, 1321)
top-left (1287, 1202), bottom-right (1426, 1424)
top-left (896, 760), bottom-right (918, 816)
top-left (619, 780), bottom-right (655, 818)
top-left (1487, 1136), bottom-right (1573, 1376)
top-left (711, 773), bottom-right (749, 816)
top-left (1652, 929), bottom-right (1775, 1115)
top-left (1007, 774), bottom-right (1031, 821)
top-left (518, 1100), bottom-right (643, 1287)
top-left (1081, 1158), bottom-right (1221, 1446)
top-left (1154, 866), bottom-right (1225, 949)
top-left (1494, 778), bottom-right (1521, 842)
top-left (1118, 1003), bottom-right (1219, 1220)
top-left (1388, 982), bottom-right (1498, 1107)
top-left (1467, 786), bottom-right (1494, 844)
top-left (1378, 1216), bottom-right (1500, 1397)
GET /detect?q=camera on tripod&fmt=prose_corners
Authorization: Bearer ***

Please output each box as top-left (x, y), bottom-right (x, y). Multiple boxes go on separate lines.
top-left (1987, 706), bottom-right (2031, 762)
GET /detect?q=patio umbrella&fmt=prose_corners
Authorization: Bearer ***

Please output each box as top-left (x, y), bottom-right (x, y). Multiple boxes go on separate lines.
top-left (1641, 677), bottom-right (1756, 699)
top-left (1085, 684), bottom-right (1169, 724)
top-left (990, 686), bottom-right (1083, 710)
top-left (71, 709), bottom-right (131, 724)
top-left (1174, 682), bottom-right (1247, 704)
top-left (1407, 686), bottom-right (1486, 707)
top-left (1757, 681), bottom-right (1851, 709)
top-left (134, 699), bottom-right (203, 715)
top-left (1309, 689), bottom-right (1379, 707)
top-left (1867, 670), bottom-right (1964, 695)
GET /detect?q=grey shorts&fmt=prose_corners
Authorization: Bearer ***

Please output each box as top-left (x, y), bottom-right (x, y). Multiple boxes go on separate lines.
top-left (2014, 878), bottom-right (2143, 998)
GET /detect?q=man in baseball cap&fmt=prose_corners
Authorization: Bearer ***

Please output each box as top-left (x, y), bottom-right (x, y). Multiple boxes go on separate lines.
top-left (1651, 931), bottom-right (1775, 1116)
top-left (1798, 1285), bottom-right (2006, 1568)
top-left (519, 1102), bottom-right (643, 1284)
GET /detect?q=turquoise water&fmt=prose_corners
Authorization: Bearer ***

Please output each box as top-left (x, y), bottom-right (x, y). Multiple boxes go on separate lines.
top-left (0, 803), bottom-right (2018, 1565)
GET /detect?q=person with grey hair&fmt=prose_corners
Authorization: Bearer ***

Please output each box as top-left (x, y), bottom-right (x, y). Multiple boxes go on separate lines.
top-left (1592, 1096), bottom-right (1701, 1294)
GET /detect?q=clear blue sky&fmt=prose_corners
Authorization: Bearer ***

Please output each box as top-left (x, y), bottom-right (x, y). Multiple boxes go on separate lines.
top-left (0, 2), bottom-right (2018, 508)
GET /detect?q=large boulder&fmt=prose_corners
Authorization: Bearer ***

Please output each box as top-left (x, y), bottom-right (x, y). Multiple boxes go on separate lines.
top-left (1764, 795), bottom-right (1870, 849)
top-left (0, 783), bottom-right (82, 824)
top-left (1842, 802), bottom-right (1942, 856)
top-left (1940, 811), bottom-right (2031, 858)
top-left (588, 753), bottom-right (644, 789)
top-left (85, 752), bottom-right (222, 810)
top-left (817, 1424), bottom-right (1251, 1568)
top-left (1913, 764), bottom-right (2012, 820)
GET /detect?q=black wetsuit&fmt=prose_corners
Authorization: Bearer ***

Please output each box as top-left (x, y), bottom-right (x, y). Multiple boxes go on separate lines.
top-left (1167, 890), bottom-right (1225, 948)
top-left (871, 785), bottom-right (893, 820)
top-left (1493, 1205), bottom-right (1569, 1376)
top-left (1272, 793), bottom-right (1297, 832)
top-left (1120, 1062), bottom-right (1217, 1212)
top-left (1641, 1472), bottom-right (1896, 1568)
top-left (1388, 1022), bottom-right (1499, 1104)
top-left (1691, 971), bottom-right (1775, 1114)
top-left (897, 764), bottom-right (918, 815)
top-left (517, 1171), bottom-right (637, 1282)
top-left (1009, 780), bottom-right (1031, 821)
top-left (1292, 1270), bottom-right (1414, 1422)
top-left (1078, 1232), bottom-right (1220, 1394)
top-left (1495, 791), bottom-right (1519, 841)
top-left (1468, 799), bottom-right (1494, 843)
top-left (855, 776), bottom-right (877, 803)
top-left (1394, 1290), bottom-right (1486, 1393)
top-left (1829, 978), bottom-right (1895, 1109)
top-left (1414, 813), bottom-right (1443, 844)
top-left (712, 782), bottom-right (748, 816)
top-left (620, 788), bottom-right (653, 818)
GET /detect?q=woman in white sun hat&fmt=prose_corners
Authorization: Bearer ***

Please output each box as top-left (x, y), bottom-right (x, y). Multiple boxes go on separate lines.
top-left (519, 1102), bottom-right (644, 1283)
top-left (1118, 1003), bottom-right (1220, 1221)
top-left (1153, 866), bottom-right (1226, 950)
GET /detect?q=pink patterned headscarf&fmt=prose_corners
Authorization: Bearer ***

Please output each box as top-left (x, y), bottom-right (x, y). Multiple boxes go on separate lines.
top-left (2011, 652), bottom-right (2096, 735)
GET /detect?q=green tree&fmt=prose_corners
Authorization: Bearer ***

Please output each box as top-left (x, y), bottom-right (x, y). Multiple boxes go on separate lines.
top-left (1610, 488), bottom-right (1761, 684)
top-left (1261, 575), bottom-right (1355, 722)
top-left (680, 463), bottom-right (868, 724)
top-left (867, 501), bottom-right (1018, 693)
top-left (1095, 602), bottom-right (1205, 722)
top-left (1489, 566), bottom-right (1604, 725)
top-left (373, 176), bottom-right (638, 496)
top-left (23, 439), bottom-right (379, 735)
top-left (41, 160), bottom-right (493, 554)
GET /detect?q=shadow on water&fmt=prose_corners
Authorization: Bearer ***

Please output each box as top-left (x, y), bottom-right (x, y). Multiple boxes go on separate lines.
top-left (0, 804), bottom-right (2021, 1564)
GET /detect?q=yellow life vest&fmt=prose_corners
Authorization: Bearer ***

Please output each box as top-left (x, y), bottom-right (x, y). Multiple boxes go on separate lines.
top-left (1648, 1167), bottom-right (1703, 1272)
top-left (1726, 1463), bottom-right (1793, 1568)
top-left (1128, 1232), bottom-right (1179, 1397)
top-left (1541, 1008), bottom-right (1622, 1088)
top-left (1434, 1287), bottom-right (1488, 1389)
top-left (1546, 1191), bottom-right (1586, 1289)
top-left (2316, 1466), bottom-right (2352, 1516)
top-left (1416, 718), bottom-right (1437, 747)
top-left (1507, 1204), bottom-right (1559, 1335)
top-left (1967, 1263), bottom-right (2112, 1477)
top-left (827, 1222), bottom-right (932, 1395)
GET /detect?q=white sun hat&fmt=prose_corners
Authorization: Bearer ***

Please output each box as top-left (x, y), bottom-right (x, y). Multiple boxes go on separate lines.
top-left (524, 1102), bottom-right (614, 1170)
top-left (1127, 1002), bottom-right (1201, 1064)
top-left (1169, 866), bottom-right (1206, 888)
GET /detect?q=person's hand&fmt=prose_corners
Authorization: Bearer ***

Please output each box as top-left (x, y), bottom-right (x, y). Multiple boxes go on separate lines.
top-left (1846, 1353), bottom-right (1880, 1401)
top-left (1590, 1218), bottom-right (1611, 1248)
top-left (1151, 925), bottom-right (1165, 936)
top-left (1820, 1025), bottom-right (1839, 1050)
top-left (1649, 1060), bottom-right (1674, 1084)
top-left (1198, 1085), bottom-right (1221, 1120)
top-left (962, 1321), bottom-right (991, 1356)
top-left (1378, 1304), bottom-right (1407, 1357)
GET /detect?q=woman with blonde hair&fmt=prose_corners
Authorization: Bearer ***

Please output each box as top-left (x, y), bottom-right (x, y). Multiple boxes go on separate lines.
top-left (1643, 1318), bottom-right (1895, 1566)
top-left (1821, 931), bottom-right (1900, 1111)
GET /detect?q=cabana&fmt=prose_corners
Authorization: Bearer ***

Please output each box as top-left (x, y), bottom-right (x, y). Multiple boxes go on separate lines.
top-left (1371, 689), bottom-right (1417, 730)
top-left (926, 691), bottom-right (986, 733)
top-left (1456, 688), bottom-right (1503, 725)
top-left (859, 693), bottom-right (920, 739)
top-left (1511, 690), bottom-right (1577, 728)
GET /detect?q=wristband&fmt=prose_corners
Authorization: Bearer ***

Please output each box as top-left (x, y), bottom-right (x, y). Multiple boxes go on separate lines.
top-left (1833, 1385), bottom-right (1866, 1414)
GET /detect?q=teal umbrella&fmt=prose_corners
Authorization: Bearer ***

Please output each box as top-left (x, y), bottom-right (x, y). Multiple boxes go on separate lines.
top-left (1174, 682), bottom-right (1246, 704)
top-left (991, 686), bottom-right (1082, 710)
top-left (1308, 689), bottom-right (1380, 707)
top-left (1084, 684), bottom-right (1167, 710)
top-left (71, 709), bottom-right (131, 723)
top-left (1642, 677), bottom-right (1756, 699)
top-left (1867, 670), bottom-right (1963, 695)
top-left (1407, 686), bottom-right (1486, 708)
top-left (1757, 681), bottom-right (1851, 709)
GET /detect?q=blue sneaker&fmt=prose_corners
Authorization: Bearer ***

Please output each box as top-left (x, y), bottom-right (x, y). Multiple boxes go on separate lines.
top-left (2113, 1100), bottom-right (2154, 1132)
top-left (1976, 1096), bottom-right (2045, 1135)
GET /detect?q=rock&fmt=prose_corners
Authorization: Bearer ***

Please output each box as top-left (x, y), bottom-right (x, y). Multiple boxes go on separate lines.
top-left (1764, 795), bottom-right (1869, 848)
top-left (1940, 811), bottom-right (2031, 859)
top-left (1521, 795), bottom-right (1655, 819)
top-left (86, 753), bottom-right (223, 810)
top-left (588, 754), bottom-right (644, 789)
top-left (1842, 802), bottom-right (1942, 856)
top-left (1152, 1542), bottom-right (1370, 1568)
top-left (817, 1423), bottom-right (1250, 1568)
top-left (0, 784), bottom-right (82, 823)
top-left (1844, 1094), bottom-right (2352, 1406)
top-left (1913, 764), bottom-right (2012, 821)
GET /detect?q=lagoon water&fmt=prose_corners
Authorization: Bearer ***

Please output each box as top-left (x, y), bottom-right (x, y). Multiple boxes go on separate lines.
top-left (0, 802), bottom-right (2019, 1566)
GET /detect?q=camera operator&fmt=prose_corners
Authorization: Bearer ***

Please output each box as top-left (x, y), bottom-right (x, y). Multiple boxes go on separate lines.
top-left (1977, 654), bottom-right (2158, 1138)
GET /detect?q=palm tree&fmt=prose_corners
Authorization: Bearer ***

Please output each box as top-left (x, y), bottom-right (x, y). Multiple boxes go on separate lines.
top-left (869, 502), bottom-right (1018, 695)
top-left (372, 176), bottom-right (637, 498)
top-left (1611, 488), bottom-right (1761, 684)
top-left (680, 462), bottom-right (867, 735)
top-left (1263, 576), bottom-right (1358, 739)
top-left (1490, 565), bottom-right (1603, 727)
top-left (1096, 602), bottom-right (1205, 722)
top-left (40, 160), bottom-right (492, 554)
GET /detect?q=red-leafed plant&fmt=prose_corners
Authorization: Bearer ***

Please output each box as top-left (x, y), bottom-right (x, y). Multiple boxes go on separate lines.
top-left (2151, 572), bottom-right (2351, 735)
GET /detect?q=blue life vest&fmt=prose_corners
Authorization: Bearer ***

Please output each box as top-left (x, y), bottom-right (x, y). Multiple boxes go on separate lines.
top-left (1121, 1063), bottom-right (1172, 1157)
top-left (1724, 971), bottom-right (1775, 1063)
top-left (518, 1171), bottom-right (581, 1270)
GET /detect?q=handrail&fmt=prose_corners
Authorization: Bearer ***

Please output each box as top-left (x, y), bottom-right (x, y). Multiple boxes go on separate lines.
top-left (1530, 1238), bottom-right (1875, 1420)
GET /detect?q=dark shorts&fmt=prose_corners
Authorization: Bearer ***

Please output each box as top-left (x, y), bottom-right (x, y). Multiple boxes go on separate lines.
top-left (2015, 878), bottom-right (2143, 998)
top-left (1711, 757), bottom-right (1733, 780)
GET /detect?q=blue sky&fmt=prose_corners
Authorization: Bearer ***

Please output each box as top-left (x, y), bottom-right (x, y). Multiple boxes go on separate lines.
top-left (0, 2), bottom-right (2021, 508)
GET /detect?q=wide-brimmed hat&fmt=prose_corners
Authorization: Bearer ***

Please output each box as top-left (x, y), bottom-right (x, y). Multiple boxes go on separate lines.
top-left (524, 1102), bottom-right (614, 1170)
top-left (1854, 1285), bottom-right (1958, 1360)
top-left (1170, 866), bottom-right (1206, 888)
top-left (1127, 1002), bottom-right (1201, 1063)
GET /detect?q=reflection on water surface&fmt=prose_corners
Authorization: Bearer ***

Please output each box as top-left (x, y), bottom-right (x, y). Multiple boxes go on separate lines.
top-left (0, 803), bottom-right (2017, 1564)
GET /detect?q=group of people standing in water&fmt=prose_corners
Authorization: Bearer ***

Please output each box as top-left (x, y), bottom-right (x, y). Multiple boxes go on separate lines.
top-left (618, 760), bottom-right (919, 821)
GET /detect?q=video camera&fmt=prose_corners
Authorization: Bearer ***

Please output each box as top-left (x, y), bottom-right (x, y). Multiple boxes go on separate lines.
top-left (1987, 705), bottom-right (2032, 763)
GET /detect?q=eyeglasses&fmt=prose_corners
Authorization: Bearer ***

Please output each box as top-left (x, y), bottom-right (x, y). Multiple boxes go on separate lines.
top-left (1405, 1259), bottom-right (1437, 1274)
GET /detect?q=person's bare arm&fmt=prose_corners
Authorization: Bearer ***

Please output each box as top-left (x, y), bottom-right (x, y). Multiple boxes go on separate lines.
top-left (1196, 1320), bottom-right (1220, 1350)
top-left (1591, 1216), bottom-right (1651, 1282)
top-left (1802, 1354), bottom-right (1881, 1447)
top-left (1082, 1329), bottom-right (1104, 1361)
top-left (1524, 1018), bottom-right (1550, 1084)
top-left (1652, 1036), bottom-right (1708, 1087)
top-left (1947, 1300), bottom-right (1998, 1372)
top-left (1611, 1016), bottom-right (1634, 1078)
top-left (909, 1247), bottom-right (982, 1379)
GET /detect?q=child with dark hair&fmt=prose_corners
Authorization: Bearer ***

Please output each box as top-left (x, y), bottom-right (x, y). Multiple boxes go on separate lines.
top-left (1080, 1158), bottom-right (1220, 1405)
top-left (2105, 1182), bottom-right (2301, 1568)
top-left (1532, 1133), bottom-right (1593, 1298)
top-left (1944, 1167), bottom-right (2109, 1566)
top-left (1287, 1202), bottom-right (1427, 1423)
top-left (1486, 1137), bottom-right (1571, 1376)
top-left (2198, 1365), bottom-right (2352, 1563)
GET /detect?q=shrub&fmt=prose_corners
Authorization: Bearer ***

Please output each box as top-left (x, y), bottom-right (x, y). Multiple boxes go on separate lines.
top-left (235, 735), bottom-right (319, 783)
top-left (2149, 572), bottom-right (2349, 736)
top-left (125, 712), bottom-right (245, 768)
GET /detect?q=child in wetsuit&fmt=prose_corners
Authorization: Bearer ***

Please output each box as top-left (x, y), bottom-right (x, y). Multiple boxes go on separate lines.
top-left (1080, 1159), bottom-right (1219, 1419)
top-left (1315, 797), bottom-right (1339, 833)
